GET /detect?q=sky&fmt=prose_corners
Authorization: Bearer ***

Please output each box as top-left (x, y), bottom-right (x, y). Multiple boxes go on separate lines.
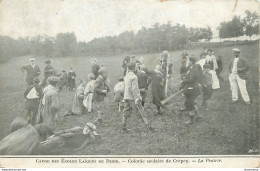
top-left (0, 0), bottom-right (259, 42)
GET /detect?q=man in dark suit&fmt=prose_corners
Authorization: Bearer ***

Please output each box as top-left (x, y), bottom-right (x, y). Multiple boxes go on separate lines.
top-left (228, 48), bottom-right (250, 104)
top-left (21, 58), bottom-right (41, 85)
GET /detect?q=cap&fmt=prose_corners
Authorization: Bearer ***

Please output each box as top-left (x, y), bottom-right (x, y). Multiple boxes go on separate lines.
top-left (232, 48), bottom-right (240, 53)
top-left (47, 76), bottom-right (60, 84)
top-left (29, 58), bottom-right (35, 62)
top-left (90, 58), bottom-right (97, 63)
top-left (82, 123), bottom-right (96, 135)
top-left (45, 59), bottom-right (51, 64)
top-left (86, 123), bottom-right (96, 130)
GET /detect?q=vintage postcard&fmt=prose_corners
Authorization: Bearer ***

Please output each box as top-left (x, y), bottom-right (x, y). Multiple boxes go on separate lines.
top-left (0, 0), bottom-right (259, 168)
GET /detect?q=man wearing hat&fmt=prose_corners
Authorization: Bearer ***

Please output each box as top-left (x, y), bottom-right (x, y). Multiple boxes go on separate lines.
top-left (122, 62), bottom-right (152, 132)
top-left (21, 58), bottom-right (41, 86)
top-left (143, 64), bottom-right (165, 115)
top-left (228, 48), bottom-right (250, 104)
top-left (24, 77), bottom-right (43, 125)
top-left (41, 59), bottom-right (55, 87)
top-left (38, 76), bottom-right (60, 130)
top-left (201, 64), bottom-right (213, 110)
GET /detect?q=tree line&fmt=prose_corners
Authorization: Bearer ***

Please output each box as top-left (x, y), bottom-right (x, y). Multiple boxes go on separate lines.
top-left (0, 10), bottom-right (258, 63)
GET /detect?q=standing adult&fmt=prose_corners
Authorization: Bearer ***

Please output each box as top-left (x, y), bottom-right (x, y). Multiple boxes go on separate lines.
top-left (122, 62), bottom-right (152, 132)
top-left (228, 48), bottom-right (250, 104)
top-left (41, 59), bottom-right (55, 88)
top-left (144, 65), bottom-right (165, 115)
top-left (38, 76), bottom-right (60, 130)
top-left (91, 58), bottom-right (100, 79)
top-left (181, 57), bottom-right (203, 124)
top-left (67, 67), bottom-right (77, 91)
top-left (21, 58), bottom-right (41, 86)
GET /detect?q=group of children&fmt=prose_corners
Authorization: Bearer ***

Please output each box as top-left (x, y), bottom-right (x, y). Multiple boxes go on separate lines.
top-left (69, 59), bottom-right (110, 125)
top-left (180, 49), bottom-right (223, 114)
top-left (24, 50), bottom-right (222, 129)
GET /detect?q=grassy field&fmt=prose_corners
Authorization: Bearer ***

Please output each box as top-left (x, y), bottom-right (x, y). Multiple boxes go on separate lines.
top-left (0, 42), bottom-right (259, 155)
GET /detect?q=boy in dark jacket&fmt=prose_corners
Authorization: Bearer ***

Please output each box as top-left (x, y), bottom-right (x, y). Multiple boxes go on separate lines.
top-left (136, 64), bottom-right (151, 107)
top-left (93, 74), bottom-right (109, 124)
top-left (24, 77), bottom-right (43, 125)
top-left (201, 64), bottom-right (213, 110)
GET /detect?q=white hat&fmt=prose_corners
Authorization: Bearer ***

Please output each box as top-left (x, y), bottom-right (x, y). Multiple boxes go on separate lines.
top-left (232, 48), bottom-right (240, 53)
top-left (90, 58), bottom-right (97, 63)
top-left (29, 58), bottom-right (35, 62)
top-left (83, 123), bottom-right (96, 135)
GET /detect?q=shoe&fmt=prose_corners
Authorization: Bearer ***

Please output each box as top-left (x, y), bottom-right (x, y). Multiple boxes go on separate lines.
top-left (244, 101), bottom-right (251, 105)
top-left (122, 127), bottom-right (130, 132)
top-left (95, 119), bottom-right (102, 125)
top-left (232, 100), bottom-right (238, 104)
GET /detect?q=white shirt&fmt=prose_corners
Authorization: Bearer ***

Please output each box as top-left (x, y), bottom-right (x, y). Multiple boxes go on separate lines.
top-left (232, 58), bottom-right (239, 74)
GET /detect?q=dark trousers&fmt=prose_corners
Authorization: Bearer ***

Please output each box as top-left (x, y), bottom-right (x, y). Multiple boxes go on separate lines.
top-left (184, 89), bottom-right (199, 111)
top-left (25, 99), bottom-right (39, 125)
top-left (202, 85), bottom-right (212, 101)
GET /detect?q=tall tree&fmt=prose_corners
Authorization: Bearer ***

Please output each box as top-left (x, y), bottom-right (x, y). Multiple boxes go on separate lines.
top-left (243, 10), bottom-right (259, 41)
top-left (55, 32), bottom-right (77, 57)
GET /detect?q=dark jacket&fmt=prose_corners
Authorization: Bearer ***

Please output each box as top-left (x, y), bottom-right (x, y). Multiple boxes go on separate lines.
top-left (24, 84), bottom-right (43, 110)
top-left (182, 64), bottom-right (203, 95)
top-left (91, 64), bottom-right (100, 79)
top-left (93, 75), bottom-right (107, 102)
top-left (44, 65), bottom-right (54, 78)
top-left (228, 57), bottom-right (249, 80)
top-left (136, 71), bottom-right (150, 90)
top-left (21, 65), bottom-right (41, 85)
top-left (144, 68), bottom-right (165, 104)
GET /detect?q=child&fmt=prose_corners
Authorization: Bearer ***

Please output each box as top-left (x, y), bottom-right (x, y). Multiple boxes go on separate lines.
top-left (67, 67), bottom-right (77, 91)
top-left (201, 64), bottom-right (213, 110)
top-left (136, 64), bottom-right (150, 107)
top-left (71, 80), bottom-right (86, 115)
top-left (24, 77), bottom-right (43, 125)
top-left (83, 73), bottom-right (96, 113)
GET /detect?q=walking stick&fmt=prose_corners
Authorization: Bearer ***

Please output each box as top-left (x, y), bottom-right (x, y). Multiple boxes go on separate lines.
top-left (135, 103), bottom-right (150, 130)
top-left (160, 89), bottom-right (183, 105)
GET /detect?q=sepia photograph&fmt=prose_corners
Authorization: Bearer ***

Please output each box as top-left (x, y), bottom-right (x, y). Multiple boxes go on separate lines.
top-left (0, 0), bottom-right (259, 168)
